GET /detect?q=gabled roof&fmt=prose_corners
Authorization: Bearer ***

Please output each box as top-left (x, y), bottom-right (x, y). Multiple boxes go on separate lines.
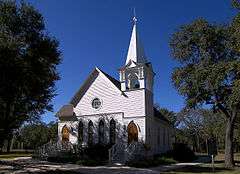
top-left (100, 70), bottom-right (121, 90)
top-left (70, 67), bottom-right (121, 107)
top-left (153, 107), bottom-right (172, 125)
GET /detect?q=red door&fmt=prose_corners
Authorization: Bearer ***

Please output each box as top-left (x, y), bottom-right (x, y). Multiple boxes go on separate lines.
top-left (127, 121), bottom-right (138, 144)
top-left (62, 125), bottom-right (70, 142)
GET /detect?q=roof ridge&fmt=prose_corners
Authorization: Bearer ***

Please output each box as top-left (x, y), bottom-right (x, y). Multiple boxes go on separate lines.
top-left (96, 68), bottom-right (121, 90)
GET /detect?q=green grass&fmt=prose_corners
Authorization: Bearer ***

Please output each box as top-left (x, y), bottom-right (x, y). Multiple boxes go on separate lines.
top-left (161, 164), bottom-right (240, 174)
top-left (157, 156), bottom-right (177, 165)
top-left (0, 153), bottom-right (32, 159)
top-left (161, 153), bottom-right (240, 174)
top-left (127, 157), bottom-right (177, 168)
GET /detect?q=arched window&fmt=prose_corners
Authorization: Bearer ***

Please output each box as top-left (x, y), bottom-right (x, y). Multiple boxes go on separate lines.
top-left (88, 121), bottom-right (93, 146)
top-left (78, 121), bottom-right (84, 144)
top-left (109, 119), bottom-right (116, 145)
top-left (127, 73), bottom-right (140, 89)
top-left (98, 120), bottom-right (104, 144)
top-left (62, 125), bottom-right (69, 142)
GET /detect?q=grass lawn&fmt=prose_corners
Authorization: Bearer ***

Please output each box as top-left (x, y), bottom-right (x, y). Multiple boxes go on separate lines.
top-left (161, 164), bottom-right (240, 174)
top-left (162, 153), bottom-right (240, 174)
top-left (0, 153), bottom-right (32, 159)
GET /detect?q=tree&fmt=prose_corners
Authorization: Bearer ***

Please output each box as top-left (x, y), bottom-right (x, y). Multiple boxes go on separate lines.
top-left (170, 14), bottom-right (240, 168)
top-left (177, 108), bottom-right (225, 152)
top-left (47, 121), bottom-right (58, 142)
top-left (0, 1), bottom-right (61, 150)
top-left (154, 104), bottom-right (177, 127)
top-left (20, 122), bottom-right (49, 149)
top-left (177, 109), bottom-right (204, 152)
top-left (17, 121), bottom-right (58, 149)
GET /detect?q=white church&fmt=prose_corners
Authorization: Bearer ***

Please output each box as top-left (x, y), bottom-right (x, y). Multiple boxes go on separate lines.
top-left (57, 16), bottom-right (174, 155)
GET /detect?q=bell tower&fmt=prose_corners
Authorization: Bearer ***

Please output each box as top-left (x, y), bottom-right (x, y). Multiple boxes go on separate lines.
top-left (119, 16), bottom-right (154, 93)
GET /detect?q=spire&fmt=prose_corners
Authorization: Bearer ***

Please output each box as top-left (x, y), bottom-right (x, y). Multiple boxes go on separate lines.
top-left (125, 11), bottom-right (147, 65)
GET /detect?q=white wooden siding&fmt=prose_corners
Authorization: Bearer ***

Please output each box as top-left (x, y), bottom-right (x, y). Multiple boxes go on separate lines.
top-left (74, 72), bottom-right (146, 118)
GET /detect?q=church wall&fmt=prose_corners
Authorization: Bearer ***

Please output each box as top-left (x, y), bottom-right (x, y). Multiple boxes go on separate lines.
top-left (146, 116), bottom-right (173, 155)
top-left (58, 113), bottom-right (146, 145)
top-left (77, 112), bottom-right (125, 145)
top-left (145, 89), bottom-right (154, 117)
top-left (58, 121), bottom-right (78, 144)
top-left (74, 73), bottom-right (146, 118)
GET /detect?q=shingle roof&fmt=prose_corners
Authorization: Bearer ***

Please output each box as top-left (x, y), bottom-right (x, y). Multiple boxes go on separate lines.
top-left (153, 107), bottom-right (172, 125)
top-left (100, 70), bottom-right (121, 90)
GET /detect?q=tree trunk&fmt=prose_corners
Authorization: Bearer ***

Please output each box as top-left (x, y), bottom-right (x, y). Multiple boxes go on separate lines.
top-left (206, 139), bottom-right (208, 154)
top-left (0, 139), bottom-right (4, 152)
top-left (7, 139), bottom-right (11, 153)
top-left (6, 134), bottom-right (13, 153)
top-left (0, 102), bottom-right (15, 153)
top-left (224, 116), bottom-right (235, 168)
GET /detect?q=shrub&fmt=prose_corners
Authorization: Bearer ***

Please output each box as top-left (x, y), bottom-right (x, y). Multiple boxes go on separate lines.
top-left (74, 143), bottom-right (111, 166)
top-left (155, 156), bottom-right (177, 165)
top-left (127, 156), bottom-right (176, 168)
top-left (76, 159), bottom-right (105, 166)
top-left (40, 143), bottom-right (111, 165)
top-left (127, 160), bottom-right (153, 168)
top-left (164, 143), bottom-right (197, 162)
top-left (47, 151), bottom-right (77, 163)
top-left (84, 143), bottom-right (111, 161)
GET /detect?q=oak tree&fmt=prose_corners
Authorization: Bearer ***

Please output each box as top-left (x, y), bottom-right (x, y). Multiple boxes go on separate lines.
top-left (0, 1), bottom-right (61, 150)
top-left (170, 16), bottom-right (240, 167)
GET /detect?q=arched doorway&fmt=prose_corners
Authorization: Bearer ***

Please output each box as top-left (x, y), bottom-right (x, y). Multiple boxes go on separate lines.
top-left (62, 125), bottom-right (70, 142)
top-left (127, 121), bottom-right (138, 144)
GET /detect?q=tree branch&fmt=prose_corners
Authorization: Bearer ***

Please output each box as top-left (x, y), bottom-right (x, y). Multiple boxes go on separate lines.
top-left (217, 103), bottom-right (231, 118)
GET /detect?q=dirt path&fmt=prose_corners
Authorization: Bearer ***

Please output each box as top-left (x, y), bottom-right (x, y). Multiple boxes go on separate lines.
top-left (0, 158), bottom-right (203, 174)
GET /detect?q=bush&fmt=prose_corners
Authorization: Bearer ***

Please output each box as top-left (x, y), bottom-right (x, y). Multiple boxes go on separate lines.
top-left (164, 143), bottom-right (197, 162)
top-left (76, 159), bottom-right (105, 166)
top-left (39, 143), bottom-right (111, 165)
top-left (127, 156), bottom-right (176, 168)
top-left (47, 151), bottom-right (77, 163)
top-left (74, 144), bottom-right (111, 166)
top-left (155, 156), bottom-right (177, 165)
top-left (127, 160), bottom-right (153, 168)
top-left (84, 143), bottom-right (111, 161)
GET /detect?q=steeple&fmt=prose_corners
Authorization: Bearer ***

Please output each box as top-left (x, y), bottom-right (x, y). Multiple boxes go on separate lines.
top-left (119, 12), bottom-right (154, 92)
top-left (125, 14), bottom-right (147, 65)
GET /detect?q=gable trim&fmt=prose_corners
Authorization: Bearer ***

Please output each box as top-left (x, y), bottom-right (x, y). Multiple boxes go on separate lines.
top-left (70, 67), bottom-right (122, 107)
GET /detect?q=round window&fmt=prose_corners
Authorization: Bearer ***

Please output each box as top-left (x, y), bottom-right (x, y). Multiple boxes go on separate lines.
top-left (92, 98), bottom-right (101, 109)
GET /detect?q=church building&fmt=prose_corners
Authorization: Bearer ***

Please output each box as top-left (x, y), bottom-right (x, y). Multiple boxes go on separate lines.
top-left (57, 16), bottom-right (174, 155)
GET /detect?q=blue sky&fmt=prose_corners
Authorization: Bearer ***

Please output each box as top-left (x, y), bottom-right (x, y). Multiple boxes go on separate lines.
top-left (25, 0), bottom-right (236, 123)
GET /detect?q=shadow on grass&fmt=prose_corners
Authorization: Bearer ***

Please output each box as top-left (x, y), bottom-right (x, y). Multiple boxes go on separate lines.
top-left (162, 165), bottom-right (233, 173)
top-left (32, 170), bottom-right (83, 174)
top-left (0, 160), bottom-right (84, 174)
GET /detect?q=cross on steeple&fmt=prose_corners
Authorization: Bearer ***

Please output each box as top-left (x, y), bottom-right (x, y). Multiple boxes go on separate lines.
top-left (133, 8), bottom-right (137, 25)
